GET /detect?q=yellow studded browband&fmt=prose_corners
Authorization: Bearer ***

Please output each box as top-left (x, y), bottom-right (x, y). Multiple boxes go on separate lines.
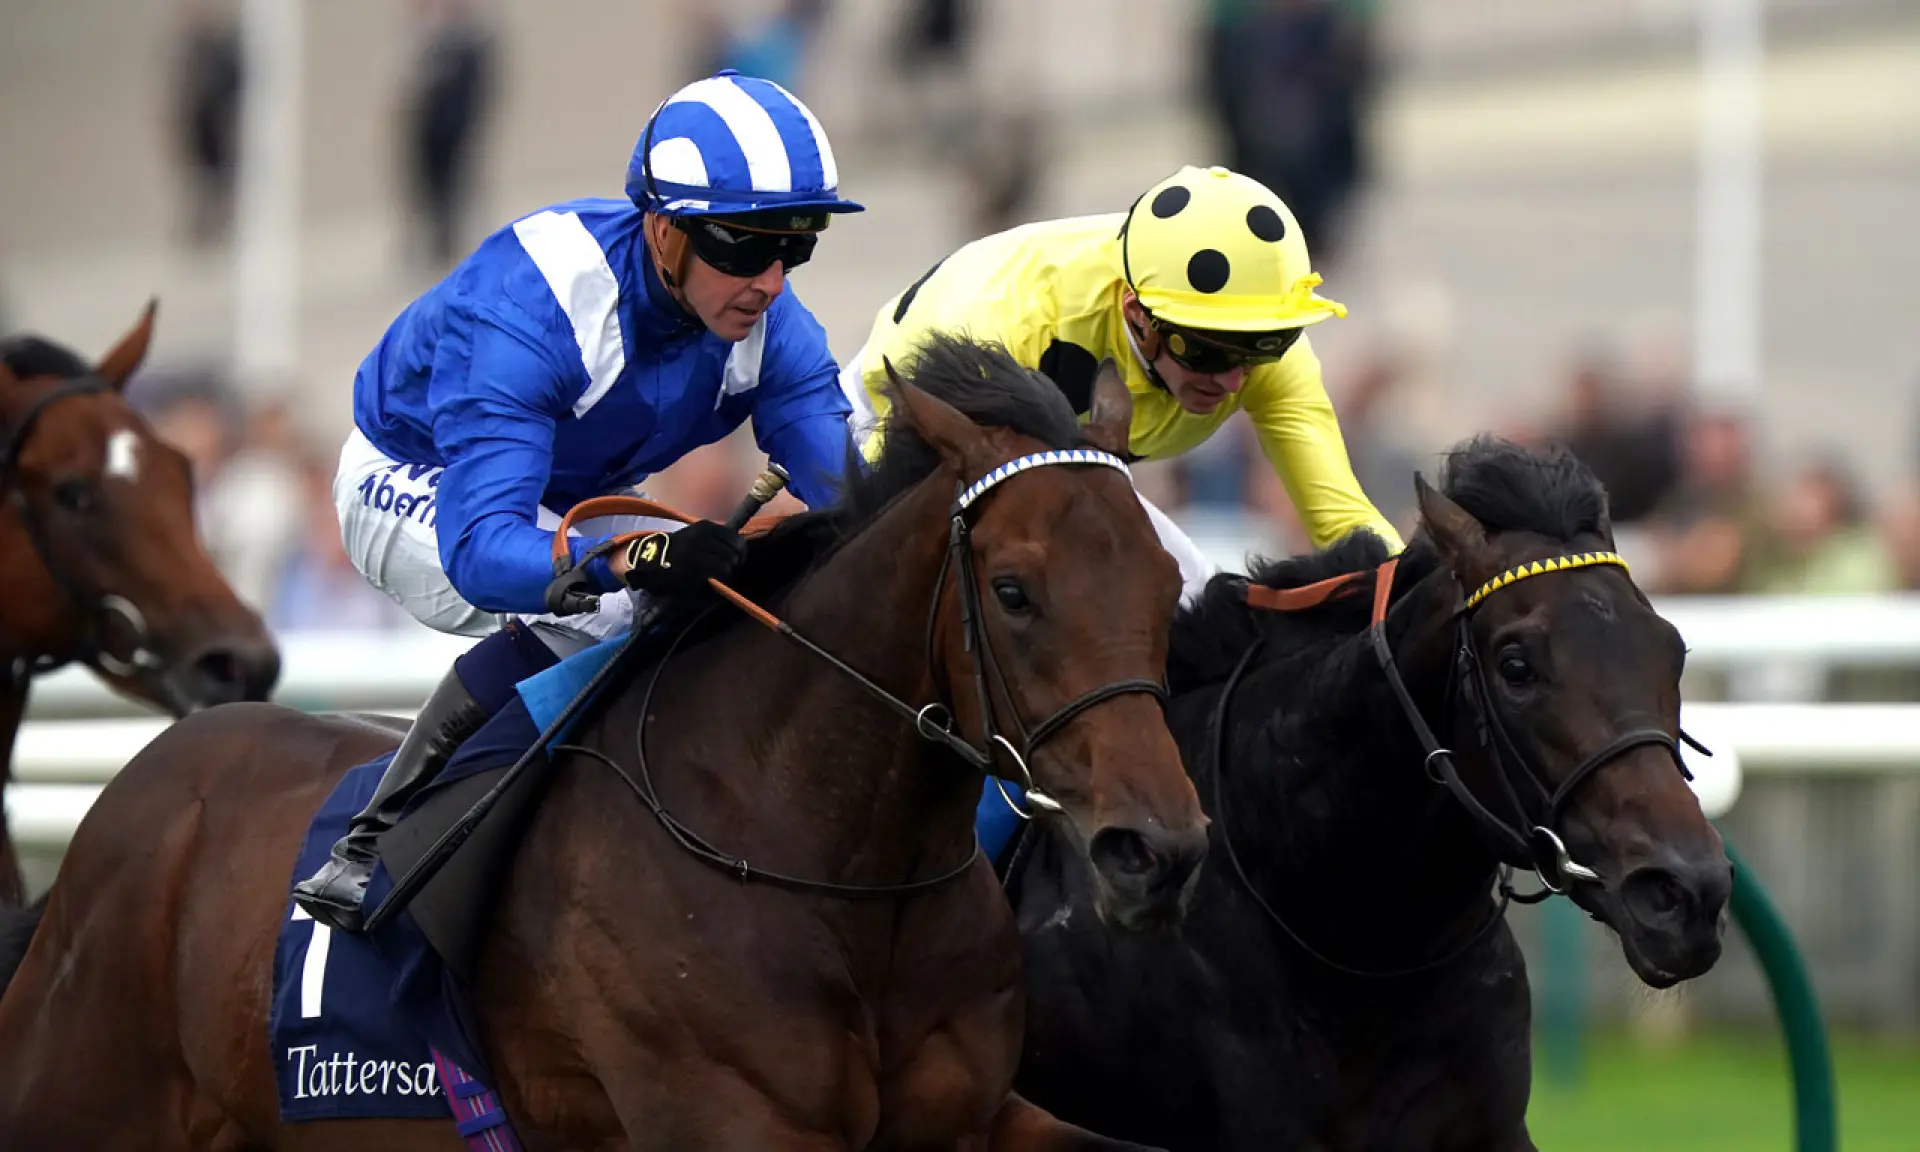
top-left (1463, 551), bottom-right (1630, 612)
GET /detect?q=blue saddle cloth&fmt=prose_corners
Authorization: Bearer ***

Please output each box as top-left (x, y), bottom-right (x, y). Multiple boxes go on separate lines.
top-left (271, 754), bottom-right (456, 1121)
top-left (269, 636), bottom-right (634, 1126)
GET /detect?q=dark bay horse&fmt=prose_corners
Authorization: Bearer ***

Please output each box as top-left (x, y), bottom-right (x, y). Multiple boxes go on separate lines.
top-left (0, 302), bottom-right (280, 904)
top-left (1005, 438), bottom-right (1732, 1151)
top-left (0, 336), bottom-right (1205, 1150)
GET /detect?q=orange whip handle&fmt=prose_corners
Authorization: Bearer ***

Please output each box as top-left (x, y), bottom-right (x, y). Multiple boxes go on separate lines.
top-left (545, 465), bottom-right (792, 632)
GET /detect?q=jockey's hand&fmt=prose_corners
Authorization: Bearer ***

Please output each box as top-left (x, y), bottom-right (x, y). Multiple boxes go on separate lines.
top-left (612, 520), bottom-right (748, 596)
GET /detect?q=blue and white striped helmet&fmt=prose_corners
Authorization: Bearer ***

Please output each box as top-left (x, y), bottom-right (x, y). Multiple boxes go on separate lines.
top-left (627, 70), bottom-right (863, 219)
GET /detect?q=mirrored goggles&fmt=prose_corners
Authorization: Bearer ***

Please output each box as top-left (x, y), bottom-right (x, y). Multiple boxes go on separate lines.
top-left (1154, 320), bottom-right (1304, 375)
top-left (676, 214), bottom-right (825, 278)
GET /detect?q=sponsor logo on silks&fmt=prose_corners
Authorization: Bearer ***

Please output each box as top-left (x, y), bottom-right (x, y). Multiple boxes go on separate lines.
top-left (358, 463), bottom-right (441, 527)
top-left (627, 531), bottom-right (671, 568)
top-left (286, 1044), bottom-right (440, 1100)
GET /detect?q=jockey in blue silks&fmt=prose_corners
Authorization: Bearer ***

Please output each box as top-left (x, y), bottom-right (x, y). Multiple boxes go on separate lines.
top-left (292, 70), bottom-right (864, 932)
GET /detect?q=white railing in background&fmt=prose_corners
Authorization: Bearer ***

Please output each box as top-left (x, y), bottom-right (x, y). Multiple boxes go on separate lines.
top-left (13, 593), bottom-right (1920, 851)
top-left (2, 699), bottom-right (1886, 850)
top-left (25, 594), bottom-right (1920, 721)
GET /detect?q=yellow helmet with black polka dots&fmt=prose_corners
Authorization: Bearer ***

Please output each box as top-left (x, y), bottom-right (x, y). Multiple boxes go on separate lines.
top-left (1120, 164), bottom-right (1346, 335)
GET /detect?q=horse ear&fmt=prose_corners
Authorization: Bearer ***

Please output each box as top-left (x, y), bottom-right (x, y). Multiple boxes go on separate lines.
top-left (95, 298), bottom-right (158, 392)
top-left (1415, 472), bottom-right (1488, 572)
top-left (1594, 494), bottom-right (1617, 548)
top-left (883, 355), bottom-right (988, 473)
top-left (1082, 358), bottom-right (1133, 457)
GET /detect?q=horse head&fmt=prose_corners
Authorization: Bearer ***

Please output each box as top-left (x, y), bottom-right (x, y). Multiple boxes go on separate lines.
top-left (879, 338), bottom-right (1208, 930)
top-left (0, 301), bottom-right (280, 713)
top-left (1410, 439), bottom-right (1729, 987)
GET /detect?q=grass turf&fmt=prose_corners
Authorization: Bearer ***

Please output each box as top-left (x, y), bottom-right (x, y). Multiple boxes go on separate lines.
top-left (1525, 1029), bottom-right (1920, 1151)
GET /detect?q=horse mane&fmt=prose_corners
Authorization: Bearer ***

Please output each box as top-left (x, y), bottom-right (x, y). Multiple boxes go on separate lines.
top-left (1168, 434), bottom-right (1609, 692)
top-left (720, 332), bottom-right (1091, 605)
top-left (0, 335), bottom-right (91, 383)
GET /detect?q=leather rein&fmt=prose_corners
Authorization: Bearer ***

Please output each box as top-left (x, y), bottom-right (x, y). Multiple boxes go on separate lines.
top-left (543, 449), bottom-right (1166, 899)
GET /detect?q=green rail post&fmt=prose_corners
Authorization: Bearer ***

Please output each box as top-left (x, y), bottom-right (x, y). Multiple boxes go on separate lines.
top-left (1537, 895), bottom-right (1588, 1087)
top-left (1724, 835), bottom-right (1839, 1152)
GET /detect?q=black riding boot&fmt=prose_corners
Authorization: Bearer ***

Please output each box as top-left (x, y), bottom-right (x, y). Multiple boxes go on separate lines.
top-left (291, 667), bottom-right (490, 931)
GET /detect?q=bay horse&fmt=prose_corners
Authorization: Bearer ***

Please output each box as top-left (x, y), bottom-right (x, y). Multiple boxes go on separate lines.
top-left (1004, 438), bottom-right (1732, 1150)
top-left (0, 302), bottom-right (280, 905)
top-left (0, 336), bottom-right (1205, 1150)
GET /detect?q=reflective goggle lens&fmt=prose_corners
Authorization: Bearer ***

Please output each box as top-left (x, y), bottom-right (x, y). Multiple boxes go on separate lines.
top-left (679, 217), bottom-right (821, 277)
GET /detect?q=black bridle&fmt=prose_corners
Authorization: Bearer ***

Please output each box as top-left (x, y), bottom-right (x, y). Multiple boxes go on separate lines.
top-left (926, 451), bottom-right (1170, 819)
top-left (588, 448), bottom-right (1168, 899)
top-left (1396, 553), bottom-right (1702, 893)
top-left (1212, 551), bottom-right (1705, 978)
top-left (0, 374), bottom-right (162, 692)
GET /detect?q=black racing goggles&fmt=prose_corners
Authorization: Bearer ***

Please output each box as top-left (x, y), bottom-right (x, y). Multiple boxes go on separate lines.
top-left (1152, 319), bottom-right (1304, 375)
top-left (676, 213), bottom-right (826, 278)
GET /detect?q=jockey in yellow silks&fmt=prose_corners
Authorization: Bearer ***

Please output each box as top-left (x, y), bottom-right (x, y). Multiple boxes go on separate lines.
top-left (838, 164), bottom-right (1401, 599)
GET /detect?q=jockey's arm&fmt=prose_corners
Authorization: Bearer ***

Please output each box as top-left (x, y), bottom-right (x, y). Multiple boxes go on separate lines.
top-left (1242, 336), bottom-right (1405, 553)
top-left (429, 305), bottom-right (622, 614)
top-left (746, 295), bottom-right (859, 508)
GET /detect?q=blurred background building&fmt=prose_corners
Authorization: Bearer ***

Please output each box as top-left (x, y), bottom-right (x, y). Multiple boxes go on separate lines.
top-left (4, 0), bottom-right (1918, 1144)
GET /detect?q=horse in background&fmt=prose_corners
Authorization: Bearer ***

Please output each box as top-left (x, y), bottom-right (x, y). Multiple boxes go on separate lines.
top-left (1006, 438), bottom-right (1731, 1150)
top-left (0, 301), bottom-right (281, 905)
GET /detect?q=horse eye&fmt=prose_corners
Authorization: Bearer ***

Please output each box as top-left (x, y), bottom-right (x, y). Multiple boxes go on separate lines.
top-left (992, 578), bottom-right (1032, 613)
top-left (53, 477), bottom-right (93, 513)
top-left (1497, 650), bottom-right (1533, 685)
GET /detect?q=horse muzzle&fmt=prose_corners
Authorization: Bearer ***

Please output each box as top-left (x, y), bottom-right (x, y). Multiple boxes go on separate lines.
top-left (1598, 847), bottom-right (1733, 988)
top-left (1086, 823), bottom-right (1209, 932)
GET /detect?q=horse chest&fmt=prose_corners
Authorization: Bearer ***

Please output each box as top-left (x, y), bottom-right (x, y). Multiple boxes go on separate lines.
top-left (858, 878), bottom-right (1027, 1145)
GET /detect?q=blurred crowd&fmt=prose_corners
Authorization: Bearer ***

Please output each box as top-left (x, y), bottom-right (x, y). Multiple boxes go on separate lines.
top-left (175, 0), bottom-right (497, 265)
top-left (1520, 349), bottom-right (1920, 602)
top-left (1123, 335), bottom-right (1920, 606)
top-left (146, 0), bottom-right (1920, 639)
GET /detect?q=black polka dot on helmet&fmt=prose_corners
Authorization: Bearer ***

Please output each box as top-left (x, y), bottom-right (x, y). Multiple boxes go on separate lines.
top-left (1122, 164), bottom-right (1347, 333)
top-left (1151, 186), bottom-right (1191, 218)
top-left (1186, 249), bottom-right (1230, 294)
top-left (1246, 205), bottom-right (1286, 242)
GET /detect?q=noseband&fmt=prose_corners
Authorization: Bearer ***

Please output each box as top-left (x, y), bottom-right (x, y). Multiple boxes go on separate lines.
top-left (0, 374), bottom-right (162, 690)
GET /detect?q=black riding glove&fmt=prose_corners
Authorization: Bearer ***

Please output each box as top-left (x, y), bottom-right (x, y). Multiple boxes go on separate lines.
top-left (618, 520), bottom-right (747, 596)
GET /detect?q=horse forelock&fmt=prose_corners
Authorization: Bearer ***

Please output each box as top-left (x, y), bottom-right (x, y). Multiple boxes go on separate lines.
top-left (1439, 434), bottom-right (1609, 544)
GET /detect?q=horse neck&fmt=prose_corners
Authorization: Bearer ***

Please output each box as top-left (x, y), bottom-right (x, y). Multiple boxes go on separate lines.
top-left (622, 475), bottom-right (984, 891)
top-left (1217, 573), bottom-right (1499, 959)
top-left (0, 509), bottom-right (44, 906)
top-left (0, 511), bottom-right (77, 666)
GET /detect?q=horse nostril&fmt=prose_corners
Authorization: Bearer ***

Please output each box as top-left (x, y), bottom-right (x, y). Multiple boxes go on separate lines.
top-left (1090, 827), bottom-right (1162, 881)
top-left (193, 649), bottom-right (244, 698)
top-left (186, 642), bottom-right (280, 705)
top-left (1621, 867), bottom-right (1689, 926)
